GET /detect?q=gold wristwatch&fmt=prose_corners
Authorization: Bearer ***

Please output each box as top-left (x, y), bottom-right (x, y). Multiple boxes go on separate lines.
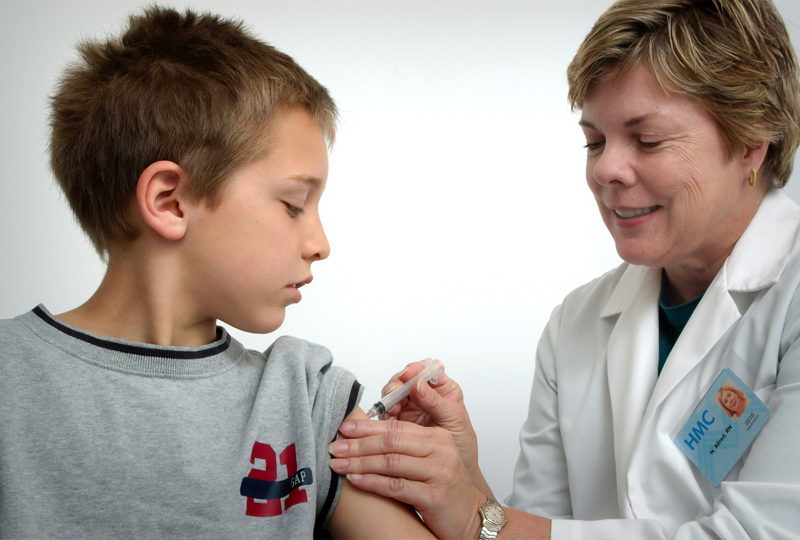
top-left (478, 498), bottom-right (507, 540)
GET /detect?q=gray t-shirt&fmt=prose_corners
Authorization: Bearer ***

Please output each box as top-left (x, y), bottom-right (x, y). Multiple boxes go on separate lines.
top-left (0, 305), bottom-right (363, 539)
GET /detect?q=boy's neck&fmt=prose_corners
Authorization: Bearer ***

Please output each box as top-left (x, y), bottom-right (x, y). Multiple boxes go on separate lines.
top-left (56, 249), bottom-right (218, 348)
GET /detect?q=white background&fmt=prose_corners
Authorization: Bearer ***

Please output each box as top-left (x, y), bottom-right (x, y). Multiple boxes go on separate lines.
top-left (2, 0), bottom-right (800, 502)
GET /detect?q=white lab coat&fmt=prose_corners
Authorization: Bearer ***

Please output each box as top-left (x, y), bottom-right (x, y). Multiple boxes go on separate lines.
top-left (507, 189), bottom-right (800, 539)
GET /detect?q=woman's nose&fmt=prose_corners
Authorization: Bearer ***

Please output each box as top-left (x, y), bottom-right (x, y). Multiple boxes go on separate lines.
top-left (590, 142), bottom-right (636, 188)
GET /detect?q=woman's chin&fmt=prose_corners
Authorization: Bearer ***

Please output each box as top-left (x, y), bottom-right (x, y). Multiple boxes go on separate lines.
top-left (614, 242), bottom-right (664, 268)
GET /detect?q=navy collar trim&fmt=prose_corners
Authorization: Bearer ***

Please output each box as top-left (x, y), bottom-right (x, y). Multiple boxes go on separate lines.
top-left (32, 305), bottom-right (231, 360)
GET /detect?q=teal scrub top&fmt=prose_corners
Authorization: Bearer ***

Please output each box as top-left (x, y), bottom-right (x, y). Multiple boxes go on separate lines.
top-left (658, 271), bottom-right (703, 374)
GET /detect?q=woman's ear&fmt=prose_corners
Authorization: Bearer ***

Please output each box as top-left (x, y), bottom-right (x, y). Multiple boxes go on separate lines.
top-left (742, 141), bottom-right (769, 177)
top-left (135, 161), bottom-right (188, 241)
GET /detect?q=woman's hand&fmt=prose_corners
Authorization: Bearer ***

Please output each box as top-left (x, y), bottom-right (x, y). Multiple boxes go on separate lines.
top-left (329, 418), bottom-right (486, 540)
top-left (378, 361), bottom-right (485, 486)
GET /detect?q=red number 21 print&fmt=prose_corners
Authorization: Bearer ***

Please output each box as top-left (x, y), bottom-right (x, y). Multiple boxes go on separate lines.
top-left (245, 442), bottom-right (309, 517)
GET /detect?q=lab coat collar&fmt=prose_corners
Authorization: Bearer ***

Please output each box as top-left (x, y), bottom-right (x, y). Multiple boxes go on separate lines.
top-left (724, 188), bottom-right (800, 293)
top-left (600, 264), bottom-right (646, 318)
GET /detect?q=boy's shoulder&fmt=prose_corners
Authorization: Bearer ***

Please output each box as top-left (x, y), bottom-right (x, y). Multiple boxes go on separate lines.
top-left (0, 307), bottom-right (48, 353)
top-left (258, 334), bottom-right (363, 418)
top-left (262, 335), bottom-right (333, 373)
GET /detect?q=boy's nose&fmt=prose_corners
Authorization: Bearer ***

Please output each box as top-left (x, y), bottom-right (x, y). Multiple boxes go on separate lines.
top-left (305, 218), bottom-right (330, 262)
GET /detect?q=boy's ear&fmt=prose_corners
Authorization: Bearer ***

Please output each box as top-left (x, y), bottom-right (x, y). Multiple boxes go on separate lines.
top-left (135, 161), bottom-right (189, 241)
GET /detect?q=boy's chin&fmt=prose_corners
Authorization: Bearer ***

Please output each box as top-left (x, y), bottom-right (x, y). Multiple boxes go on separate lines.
top-left (223, 309), bottom-right (286, 335)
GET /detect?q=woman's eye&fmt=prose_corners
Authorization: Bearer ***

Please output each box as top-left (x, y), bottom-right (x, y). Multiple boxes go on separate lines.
top-left (284, 203), bottom-right (305, 217)
top-left (639, 139), bottom-right (662, 148)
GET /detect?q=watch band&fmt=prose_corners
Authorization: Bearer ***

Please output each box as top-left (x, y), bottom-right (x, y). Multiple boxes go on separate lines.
top-left (478, 498), bottom-right (507, 540)
top-left (479, 525), bottom-right (502, 540)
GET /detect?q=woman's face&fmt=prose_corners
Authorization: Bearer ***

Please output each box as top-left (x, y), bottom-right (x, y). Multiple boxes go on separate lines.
top-left (580, 65), bottom-right (761, 271)
top-left (720, 389), bottom-right (743, 414)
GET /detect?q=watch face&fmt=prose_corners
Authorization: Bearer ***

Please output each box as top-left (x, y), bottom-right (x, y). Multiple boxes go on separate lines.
top-left (484, 504), bottom-right (506, 525)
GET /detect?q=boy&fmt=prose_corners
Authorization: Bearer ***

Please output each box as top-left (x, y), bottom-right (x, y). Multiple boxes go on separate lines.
top-left (0, 6), bottom-right (432, 539)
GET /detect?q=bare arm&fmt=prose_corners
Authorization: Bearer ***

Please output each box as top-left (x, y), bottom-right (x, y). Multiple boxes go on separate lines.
top-left (326, 407), bottom-right (435, 539)
top-left (329, 362), bottom-right (550, 539)
top-left (331, 417), bottom-right (551, 539)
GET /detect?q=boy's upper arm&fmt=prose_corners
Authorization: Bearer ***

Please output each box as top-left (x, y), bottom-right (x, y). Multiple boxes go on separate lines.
top-left (325, 408), bottom-right (435, 539)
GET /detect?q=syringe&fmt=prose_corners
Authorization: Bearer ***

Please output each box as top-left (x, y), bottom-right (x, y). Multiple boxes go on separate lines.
top-left (366, 358), bottom-right (444, 419)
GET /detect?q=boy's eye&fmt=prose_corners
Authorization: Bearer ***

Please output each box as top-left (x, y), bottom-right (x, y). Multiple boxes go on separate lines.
top-left (284, 202), bottom-right (305, 217)
top-left (584, 141), bottom-right (604, 151)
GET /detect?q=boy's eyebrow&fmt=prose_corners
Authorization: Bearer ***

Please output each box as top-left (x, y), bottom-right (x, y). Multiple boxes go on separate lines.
top-left (288, 174), bottom-right (322, 188)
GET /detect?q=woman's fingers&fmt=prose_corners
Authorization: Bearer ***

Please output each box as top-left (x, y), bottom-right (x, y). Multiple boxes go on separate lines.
top-left (332, 420), bottom-right (457, 478)
top-left (408, 379), bottom-right (469, 431)
top-left (330, 420), bottom-right (487, 540)
top-left (379, 362), bottom-right (429, 418)
top-left (381, 360), bottom-right (455, 397)
top-left (330, 454), bottom-right (433, 482)
top-left (344, 472), bottom-right (427, 509)
top-left (382, 362), bottom-right (427, 396)
top-left (339, 418), bottom-right (430, 439)
top-left (379, 361), bottom-right (461, 422)
top-left (330, 424), bottom-right (433, 459)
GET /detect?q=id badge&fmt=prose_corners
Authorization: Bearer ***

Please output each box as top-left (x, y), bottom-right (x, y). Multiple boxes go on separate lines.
top-left (674, 368), bottom-right (771, 486)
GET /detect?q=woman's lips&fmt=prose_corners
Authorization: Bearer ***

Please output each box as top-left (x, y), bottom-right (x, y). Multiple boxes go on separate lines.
top-left (613, 205), bottom-right (660, 218)
top-left (607, 205), bottom-right (661, 229)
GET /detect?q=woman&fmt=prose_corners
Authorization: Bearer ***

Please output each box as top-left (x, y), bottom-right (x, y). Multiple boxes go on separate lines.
top-left (718, 385), bottom-right (749, 419)
top-left (329, 0), bottom-right (800, 538)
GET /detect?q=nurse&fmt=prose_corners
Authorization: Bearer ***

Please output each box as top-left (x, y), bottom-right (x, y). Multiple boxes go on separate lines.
top-left (329, 0), bottom-right (800, 538)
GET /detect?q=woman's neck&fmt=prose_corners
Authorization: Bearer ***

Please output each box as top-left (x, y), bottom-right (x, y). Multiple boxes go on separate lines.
top-left (662, 261), bottom-right (722, 306)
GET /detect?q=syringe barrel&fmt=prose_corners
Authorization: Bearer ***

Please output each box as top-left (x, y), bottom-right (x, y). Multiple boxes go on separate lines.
top-left (377, 358), bottom-right (444, 412)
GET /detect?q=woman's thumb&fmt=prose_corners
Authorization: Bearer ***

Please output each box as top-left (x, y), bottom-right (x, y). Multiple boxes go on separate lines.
top-left (412, 379), bottom-right (459, 424)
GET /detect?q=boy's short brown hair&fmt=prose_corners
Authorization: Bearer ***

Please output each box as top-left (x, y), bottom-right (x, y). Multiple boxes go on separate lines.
top-left (567, 0), bottom-right (800, 188)
top-left (50, 6), bottom-right (338, 257)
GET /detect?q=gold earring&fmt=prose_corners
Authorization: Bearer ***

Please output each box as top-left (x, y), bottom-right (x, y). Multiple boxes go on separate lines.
top-left (749, 168), bottom-right (757, 187)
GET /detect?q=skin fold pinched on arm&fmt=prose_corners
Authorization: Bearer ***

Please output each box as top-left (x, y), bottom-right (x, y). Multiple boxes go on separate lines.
top-left (329, 361), bottom-right (551, 539)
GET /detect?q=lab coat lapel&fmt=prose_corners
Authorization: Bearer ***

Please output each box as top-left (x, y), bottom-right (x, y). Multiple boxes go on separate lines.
top-left (604, 265), bottom-right (661, 511)
top-left (645, 274), bottom-right (740, 415)
top-left (645, 189), bottom-right (797, 418)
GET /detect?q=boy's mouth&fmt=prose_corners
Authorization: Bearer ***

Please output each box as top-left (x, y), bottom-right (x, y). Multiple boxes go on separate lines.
top-left (291, 276), bottom-right (313, 288)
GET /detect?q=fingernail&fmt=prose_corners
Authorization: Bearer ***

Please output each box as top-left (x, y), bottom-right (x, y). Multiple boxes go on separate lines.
top-left (400, 366), bottom-right (409, 377)
top-left (347, 473), bottom-right (363, 482)
top-left (339, 421), bottom-right (355, 434)
top-left (329, 458), bottom-right (349, 471)
top-left (329, 440), bottom-right (348, 455)
top-left (417, 379), bottom-right (429, 398)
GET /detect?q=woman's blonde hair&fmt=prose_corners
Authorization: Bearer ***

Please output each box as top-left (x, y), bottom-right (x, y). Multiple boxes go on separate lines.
top-left (567, 0), bottom-right (800, 187)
